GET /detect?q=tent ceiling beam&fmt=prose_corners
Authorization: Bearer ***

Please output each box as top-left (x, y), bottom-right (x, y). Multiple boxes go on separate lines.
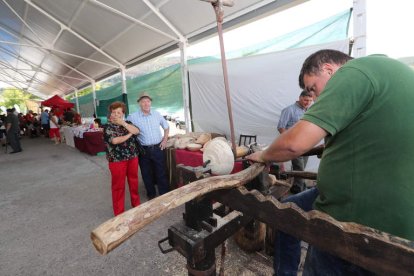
top-left (0, 27), bottom-right (92, 88)
top-left (2, 0), bottom-right (44, 45)
top-left (0, 40), bottom-right (94, 92)
top-left (25, 89), bottom-right (47, 99)
top-left (0, 79), bottom-right (25, 91)
top-left (27, 0), bottom-right (85, 94)
top-left (0, 40), bottom-right (119, 68)
top-left (90, 0), bottom-right (179, 42)
top-left (0, 70), bottom-right (27, 85)
top-left (0, 67), bottom-right (32, 84)
top-left (0, 71), bottom-right (50, 99)
top-left (16, 1), bottom-right (30, 62)
top-left (1, 1), bottom-right (94, 90)
top-left (142, 0), bottom-right (185, 41)
top-left (49, 54), bottom-right (93, 82)
top-left (0, 56), bottom-right (31, 84)
top-left (68, 0), bottom-right (87, 28)
top-left (0, 46), bottom-right (78, 92)
top-left (124, 40), bottom-right (178, 68)
top-left (24, 0), bottom-right (122, 67)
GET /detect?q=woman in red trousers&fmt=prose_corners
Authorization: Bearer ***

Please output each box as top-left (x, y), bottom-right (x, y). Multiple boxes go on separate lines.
top-left (103, 101), bottom-right (140, 216)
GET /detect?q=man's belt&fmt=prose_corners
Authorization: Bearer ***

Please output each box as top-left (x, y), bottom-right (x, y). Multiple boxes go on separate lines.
top-left (142, 142), bottom-right (161, 149)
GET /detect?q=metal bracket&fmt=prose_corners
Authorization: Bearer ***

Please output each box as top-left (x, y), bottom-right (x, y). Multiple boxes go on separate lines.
top-left (158, 236), bottom-right (175, 254)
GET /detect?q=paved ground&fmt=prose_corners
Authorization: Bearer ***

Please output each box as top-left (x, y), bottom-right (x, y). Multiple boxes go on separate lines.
top-left (0, 136), bottom-right (274, 276)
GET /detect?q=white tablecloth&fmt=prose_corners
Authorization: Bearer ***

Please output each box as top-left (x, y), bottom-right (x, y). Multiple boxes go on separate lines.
top-left (62, 126), bottom-right (75, 148)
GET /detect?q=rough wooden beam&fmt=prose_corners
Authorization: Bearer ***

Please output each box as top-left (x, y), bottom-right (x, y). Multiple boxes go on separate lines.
top-left (213, 187), bottom-right (414, 275)
top-left (91, 163), bottom-right (265, 255)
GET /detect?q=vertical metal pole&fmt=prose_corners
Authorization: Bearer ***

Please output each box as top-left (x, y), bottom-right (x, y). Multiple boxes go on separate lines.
top-left (179, 40), bottom-right (192, 133)
top-left (120, 66), bottom-right (129, 114)
top-left (352, 0), bottom-right (366, 57)
top-left (213, 1), bottom-right (237, 158)
top-left (92, 80), bottom-right (97, 115)
top-left (75, 89), bottom-right (80, 113)
top-left (121, 66), bottom-right (127, 95)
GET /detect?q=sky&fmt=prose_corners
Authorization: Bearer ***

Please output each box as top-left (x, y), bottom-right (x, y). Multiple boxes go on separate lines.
top-left (2, 0), bottom-right (414, 90)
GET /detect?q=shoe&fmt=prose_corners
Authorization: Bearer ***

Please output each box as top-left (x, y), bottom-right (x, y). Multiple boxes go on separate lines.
top-left (9, 150), bottom-right (22, 154)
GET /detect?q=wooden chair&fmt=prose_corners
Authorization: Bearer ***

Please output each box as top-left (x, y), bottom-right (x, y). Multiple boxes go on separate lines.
top-left (239, 134), bottom-right (257, 146)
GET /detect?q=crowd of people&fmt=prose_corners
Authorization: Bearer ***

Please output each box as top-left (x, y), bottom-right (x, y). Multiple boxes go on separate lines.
top-left (0, 107), bottom-right (82, 152)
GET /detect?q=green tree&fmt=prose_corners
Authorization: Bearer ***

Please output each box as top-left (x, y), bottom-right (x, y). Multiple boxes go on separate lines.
top-left (0, 88), bottom-right (37, 111)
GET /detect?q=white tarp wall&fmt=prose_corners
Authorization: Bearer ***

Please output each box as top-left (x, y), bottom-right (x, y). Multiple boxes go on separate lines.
top-left (189, 39), bottom-right (349, 171)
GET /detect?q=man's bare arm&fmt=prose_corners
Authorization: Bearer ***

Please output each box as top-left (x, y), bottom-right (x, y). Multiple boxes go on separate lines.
top-left (247, 120), bottom-right (327, 163)
top-left (160, 127), bottom-right (169, 150)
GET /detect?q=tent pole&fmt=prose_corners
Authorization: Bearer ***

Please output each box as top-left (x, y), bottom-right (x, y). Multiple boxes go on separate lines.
top-left (179, 40), bottom-right (192, 133)
top-left (352, 0), bottom-right (366, 57)
top-left (75, 89), bottom-right (80, 113)
top-left (92, 80), bottom-right (97, 116)
top-left (121, 66), bottom-right (127, 95)
top-left (210, 0), bottom-right (237, 158)
top-left (120, 66), bottom-right (128, 114)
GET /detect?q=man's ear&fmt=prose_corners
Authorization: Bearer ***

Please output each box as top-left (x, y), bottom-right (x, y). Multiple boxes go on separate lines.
top-left (321, 63), bottom-right (334, 75)
top-left (323, 63), bottom-right (340, 76)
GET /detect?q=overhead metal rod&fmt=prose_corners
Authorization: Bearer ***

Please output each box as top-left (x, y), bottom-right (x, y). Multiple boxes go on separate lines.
top-left (24, 0), bottom-right (123, 67)
top-left (203, 0), bottom-right (237, 157)
top-left (0, 56), bottom-right (32, 86)
top-left (2, 0), bottom-right (94, 95)
top-left (0, 47), bottom-right (76, 92)
top-left (142, 0), bottom-right (185, 41)
top-left (90, 0), bottom-right (179, 41)
top-left (2, 0), bottom-right (44, 45)
top-left (0, 79), bottom-right (24, 90)
top-left (0, 40), bottom-right (118, 68)
top-left (0, 70), bottom-right (47, 99)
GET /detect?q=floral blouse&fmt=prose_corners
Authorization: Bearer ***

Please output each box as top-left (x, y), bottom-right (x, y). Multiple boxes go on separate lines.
top-left (103, 120), bottom-right (138, 162)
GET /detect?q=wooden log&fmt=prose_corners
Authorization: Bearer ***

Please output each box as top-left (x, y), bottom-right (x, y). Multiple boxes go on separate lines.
top-left (302, 145), bottom-right (324, 157)
top-left (91, 163), bottom-right (265, 255)
top-left (282, 170), bottom-right (318, 180)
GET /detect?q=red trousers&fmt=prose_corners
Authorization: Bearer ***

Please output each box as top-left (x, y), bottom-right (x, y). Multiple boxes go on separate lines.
top-left (108, 157), bottom-right (140, 216)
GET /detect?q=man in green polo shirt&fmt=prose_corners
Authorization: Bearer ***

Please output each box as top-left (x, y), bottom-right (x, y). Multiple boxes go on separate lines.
top-left (247, 49), bottom-right (414, 274)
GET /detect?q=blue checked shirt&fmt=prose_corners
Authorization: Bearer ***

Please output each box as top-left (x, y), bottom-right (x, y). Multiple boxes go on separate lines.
top-left (127, 109), bottom-right (169, 146)
top-left (277, 102), bottom-right (307, 130)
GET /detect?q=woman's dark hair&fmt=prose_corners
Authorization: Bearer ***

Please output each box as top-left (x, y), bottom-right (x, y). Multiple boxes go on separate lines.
top-left (108, 101), bottom-right (126, 113)
top-left (94, 118), bottom-right (102, 127)
top-left (299, 49), bottom-right (353, 89)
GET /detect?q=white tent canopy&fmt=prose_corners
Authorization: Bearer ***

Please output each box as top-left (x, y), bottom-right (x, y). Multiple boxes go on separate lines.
top-left (0, 0), bottom-right (306, 99)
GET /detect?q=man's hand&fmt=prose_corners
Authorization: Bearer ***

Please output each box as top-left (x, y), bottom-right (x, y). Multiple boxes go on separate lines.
top-left (159, 139), bottom-right (167, 150)
top-left (245, 150), bottom-right (266, 163)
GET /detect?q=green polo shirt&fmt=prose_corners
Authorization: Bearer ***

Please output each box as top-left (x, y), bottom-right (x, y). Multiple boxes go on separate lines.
top-left (302, 55), bottom-right (414, 240)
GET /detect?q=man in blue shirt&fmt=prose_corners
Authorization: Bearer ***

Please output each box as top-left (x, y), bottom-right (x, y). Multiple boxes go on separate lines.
top-left (40, 108), bottom-right (49, 137)
top-left (127, 92), bottom-right (170, 200)
top-left (277, 90), bottom-right (313, 193)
